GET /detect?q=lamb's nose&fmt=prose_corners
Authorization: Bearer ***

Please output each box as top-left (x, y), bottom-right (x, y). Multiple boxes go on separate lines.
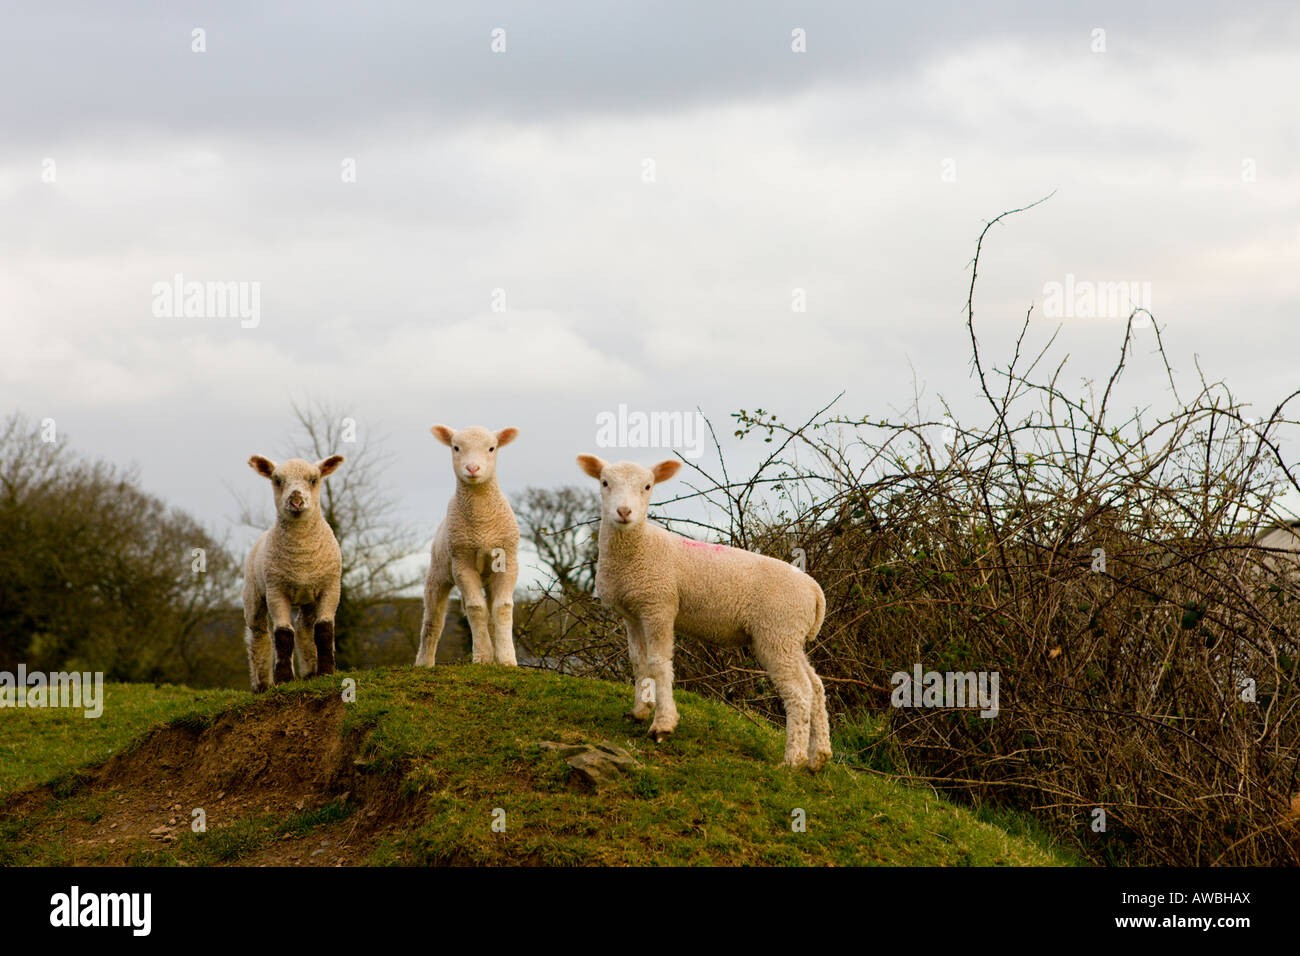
top-left (617, 506), bottom-right (631, 520)
top-left (466, 464), bottom-right (480, 475)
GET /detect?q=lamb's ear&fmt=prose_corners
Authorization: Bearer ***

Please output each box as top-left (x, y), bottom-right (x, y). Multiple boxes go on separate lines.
top-left (576, 454), bottom-right (607, 480)
top-left (651, 460), bottom-right (682, 484)
top-left (248, 455), bottom-right (276, 479)
top-left (317, 454), bottom-right (345, 477)
top-left (431, 425), bottom-right (455, 446)
top-left (495, 427), bottom-right (519, 448)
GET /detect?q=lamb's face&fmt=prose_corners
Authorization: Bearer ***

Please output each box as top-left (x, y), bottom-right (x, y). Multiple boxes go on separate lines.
top-left (248, 454), bottom-right (345, 522)
top-left (577, 455), bottom-right (683, 530)
top-left (599, 462), bottom-right (657, 529)
top-left (431, 424), bottom-right (518, 487)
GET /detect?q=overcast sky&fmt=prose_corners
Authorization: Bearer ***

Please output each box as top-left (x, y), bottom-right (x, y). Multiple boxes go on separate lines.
top-left (2, 1), bottom-right (1298, 587)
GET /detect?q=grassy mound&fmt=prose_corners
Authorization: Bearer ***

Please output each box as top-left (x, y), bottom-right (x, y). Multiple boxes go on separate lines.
top-left (0, 666), bottom-right (1075, 866)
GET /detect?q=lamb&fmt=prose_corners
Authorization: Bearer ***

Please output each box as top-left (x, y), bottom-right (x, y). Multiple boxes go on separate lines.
top-left (415, 425), bottom-right (521, 667)
top-left (577, 454), bottom-right (832, 771)
top-left (242, 454), bottom-right (346, 692)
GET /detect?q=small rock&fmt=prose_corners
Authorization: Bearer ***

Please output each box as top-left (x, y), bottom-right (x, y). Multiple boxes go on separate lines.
top-left (592, 741), bottom-right (639, 770)
top-left (540, 740), bottom-right (641, 791)
top-left (538, 740), bottom-right (589, 758)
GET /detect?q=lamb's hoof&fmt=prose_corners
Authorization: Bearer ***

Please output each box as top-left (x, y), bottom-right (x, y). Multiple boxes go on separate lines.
top-left (626, 706), bottom-right (653, 723)
top-left (807, 750), bottom-right (832, 773)
top-left (781, 755), bottom-right (809, 770)
top-left (251, 683), bottom-right (268, 694)
top-left (648, 724), bottom-right (676, 743)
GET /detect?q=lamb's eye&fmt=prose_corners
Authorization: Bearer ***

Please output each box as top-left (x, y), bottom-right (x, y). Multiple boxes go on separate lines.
top-left (489, 447), bottom-right (495, 453)
top-left (273, 476), bottom-right (281, 486)
top-left (602, 480), bottom-right (608, 487)
top-left (645, 484), bottom-right (651, 491)
top-left (453, 446), bottom-right (459, 452)
top-left (311, 477), bottom-right (319, 485)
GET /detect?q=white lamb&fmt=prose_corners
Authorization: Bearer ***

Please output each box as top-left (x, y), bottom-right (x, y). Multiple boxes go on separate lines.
top-left (415, 425), bottom-right (521, 667)
top-left (577, 454), bottom-right (832, 770)
top-left (243, 454), bottom-right (346, 692)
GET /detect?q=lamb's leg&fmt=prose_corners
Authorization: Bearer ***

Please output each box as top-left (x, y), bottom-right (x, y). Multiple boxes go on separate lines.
top-left (643, 613), bottom-right (679, 742)
top-left (245, 619), bottom-right (273, 693)
top-left (313, 580), bottom-right (340, 676)
top-left (267, 591), bottom-right (296, 685)
top-left (453, 560), bottom-right (492, 664)
top-left (803, 656), bottom-right (832, 772)
top-left (486, 556), bottom-right (518, 666)
top-left (295, 605), bottom-right (318, 678)
top-left (753, 634), bottom-right (814, 769)
top-left (624, 618), bottom-right (654, 721)
top-left (415, 573), bottom-right (453, 667)
top-left (313, 620), bottom-right (335, 675)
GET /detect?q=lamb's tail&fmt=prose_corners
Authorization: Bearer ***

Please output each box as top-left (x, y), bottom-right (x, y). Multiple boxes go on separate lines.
top-left (809, 581), bottom-right (826, 643)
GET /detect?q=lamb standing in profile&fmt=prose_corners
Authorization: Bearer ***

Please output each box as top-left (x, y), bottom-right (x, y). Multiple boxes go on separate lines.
top-left (577, 454), bottom-right (832, 771)
top-left (243, 454), bottom-right (346, 692)
top-left (415, 425), bottom-right (521, 667)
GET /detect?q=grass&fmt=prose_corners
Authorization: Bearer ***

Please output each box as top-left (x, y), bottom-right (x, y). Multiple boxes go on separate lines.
top-left (0, 666), bottom-right (1078, 866)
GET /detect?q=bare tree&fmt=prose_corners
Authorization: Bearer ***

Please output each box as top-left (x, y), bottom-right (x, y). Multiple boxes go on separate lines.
top-left (514, 485), bottom-right (599, 595)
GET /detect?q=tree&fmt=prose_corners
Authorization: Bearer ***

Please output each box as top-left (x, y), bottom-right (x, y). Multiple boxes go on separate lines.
top-left (0, 413), bottom-right (239, 681)
top-left (514, 486), bottom-right (600, 595)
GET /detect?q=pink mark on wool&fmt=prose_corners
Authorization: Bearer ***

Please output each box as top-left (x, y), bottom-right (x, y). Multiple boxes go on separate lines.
top-left (682, 539), bottom-right (726, 552)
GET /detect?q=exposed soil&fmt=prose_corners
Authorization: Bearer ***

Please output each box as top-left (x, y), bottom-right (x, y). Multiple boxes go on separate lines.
top-left (0, 695), bottom-right (416, 866)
